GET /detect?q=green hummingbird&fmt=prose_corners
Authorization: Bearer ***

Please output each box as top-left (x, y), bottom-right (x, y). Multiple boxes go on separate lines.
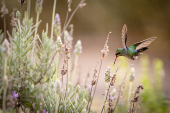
top-left (114, 24), bottom-right (156, 64)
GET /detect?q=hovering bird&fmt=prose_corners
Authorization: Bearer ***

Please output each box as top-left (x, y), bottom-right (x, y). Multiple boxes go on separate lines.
top-left (114, 25), bottom-right (156, 64)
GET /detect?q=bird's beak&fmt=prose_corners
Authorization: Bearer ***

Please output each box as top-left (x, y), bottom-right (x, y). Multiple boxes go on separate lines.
top-left (113, 56), bottom-right (117, 65)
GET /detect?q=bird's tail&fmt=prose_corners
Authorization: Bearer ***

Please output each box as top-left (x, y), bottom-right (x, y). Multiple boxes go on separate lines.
top-left (136, 47), bottom-right (148, 55)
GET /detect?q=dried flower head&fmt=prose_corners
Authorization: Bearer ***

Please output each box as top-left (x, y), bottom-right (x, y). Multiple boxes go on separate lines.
top-left (35, 0), bottom-right (43, 13)
top-left (110, 74), bottom-right (116, 86)
top-left (10, 8), bottom-right (17, 27)
top-left (18, 0), bottom-right (26, 5)
top-left (128, 84), bottom-right (144, 113)
top-left (101, 32), bottom-right (111, 59)
top-left (104, 66), bottom-right (111, 83)
top-left (91, 64), bottom-right (98, 86)
top-left (129, 67), bottom-right (135, 82)
top-left (63, 42), bottom-right (70, 54)
top-left (80, 3), bottom-right (86, 8)
top-left (106, 95), bottom-right (114, 113)
top-left (0, 2), bottom-right (8, 18)
top-left (68, 0), bottom-right (72, 12)
top-left (61, 56), bottom-right (69, 75)
top-left (74, 40), bottom-right (82, 56)
top-left (54, 13), bottom-right (61, 37)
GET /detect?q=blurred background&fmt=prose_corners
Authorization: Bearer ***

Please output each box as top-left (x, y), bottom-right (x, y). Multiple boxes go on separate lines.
top-left (1, 0), bottom-right (170, 112)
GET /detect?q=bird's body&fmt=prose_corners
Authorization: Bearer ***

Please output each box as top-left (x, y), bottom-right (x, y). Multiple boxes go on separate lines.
top-left (114, 25), bottom-right (156, 63)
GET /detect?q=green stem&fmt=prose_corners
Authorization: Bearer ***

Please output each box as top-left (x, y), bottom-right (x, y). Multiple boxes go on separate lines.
top-left (51, 0), bottom-right (57, 39)
top-left (3, 87), bottom-right (6, 110)
top-left (0, 87), bottom-right (3, 95)
top-left (72, 55), bottom-right (78, 85)
top-left (55, 52), bottom-right (59, 79)
top-left (103, 83), bottom-right (108, 112)
top-left (31, 12), bottom-right (40, 76)
top-left (32, 12), bottom-right (40, 54)
top-left (88, 59), bottom-right (103, 113)
top-left (3, 57), bottom-right (7, 110)
top-left (27, 0), bottom-right (31, 20)
top-left (127, 82), bottom-right (133, 110)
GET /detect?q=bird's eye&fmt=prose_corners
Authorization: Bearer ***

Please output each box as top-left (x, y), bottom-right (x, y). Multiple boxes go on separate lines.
top-left (115, 52), bottom-right (119, 56)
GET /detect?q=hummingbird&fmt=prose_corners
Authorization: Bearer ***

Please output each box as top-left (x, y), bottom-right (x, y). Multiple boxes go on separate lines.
top-left (114, 24), bottom-right (156, 64)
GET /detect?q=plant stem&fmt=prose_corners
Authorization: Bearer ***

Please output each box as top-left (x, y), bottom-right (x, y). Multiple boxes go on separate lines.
top-left (32, 12), bottom-right (40, 56)
top-left (65, 54), bottom-right (69, 99)
top-left (3, 15), bottom-right (6, 39)
top-left (113, 69), bottom-right (128, 113)
top-left (71, 55), bottom-right (78, 84)
top-left (86, 85), bottom-right (93, 111)
top-left (103, 83), bottom-right (108, 112)
top-left (61, 0), bottom-right (85, 37)
top-left (127, 82), bottom-right (133, 110)
top-left (55, 52), bottom-right (59, 78)
top-left (3, 57), bottom-right (7, 110)
top-left (3, 87), bottom-right (7, 110)
top-left (51, 0), bottom-right (57, 39)
top-left (88, 59), bottom-right (103, 113)
top-left (27, 0), bottom-right (31, 20)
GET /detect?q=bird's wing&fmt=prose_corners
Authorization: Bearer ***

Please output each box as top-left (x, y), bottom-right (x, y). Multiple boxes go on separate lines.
top-left (121, 24), bottom-right (128, 52)
top-left (131, 37), bottom-right (156, 50)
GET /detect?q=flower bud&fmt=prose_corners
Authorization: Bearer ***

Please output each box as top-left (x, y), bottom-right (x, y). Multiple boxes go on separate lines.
top-left (54, 13), bottom-right (61, 37)
top-left (35, 0), bottom-right (43, 14)
top-left (129, 67), bottom-right (135, 82)
top-left (56, 79), bottom-right (61, 94)
top-left (74, 40), bottom-right (82, 56)
top-left (1, 39), bottom-right (10, 57)
top-left (16, 11), bottom-right (21, 19)
top-left (76, 85), bottom-right (80, 93)
top-left (56, 37), bottom-right (62, 53)
top-left (68, 82), bottom-right (72, 88)
top-left (104, 66), bottom-right (111, 83)
top-left (82, 108), bottom-right (86, 113)
top-left (110, 88), bottom-right (116, 97)
top-left (82, 98), bottom-right (87, 106)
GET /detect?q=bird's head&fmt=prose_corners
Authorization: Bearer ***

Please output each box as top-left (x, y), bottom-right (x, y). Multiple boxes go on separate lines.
top-left (114, 48), bottom-right (122, 65)
top-left (115, 48), bottom-right (122, 57)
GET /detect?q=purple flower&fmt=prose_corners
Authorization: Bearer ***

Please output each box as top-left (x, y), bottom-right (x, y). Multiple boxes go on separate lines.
top-left (87, 85), bottom-right (92, 91)
top-left (12, 91), bottom-right (18, 99)
top-left (54, 13), bottom-right (61, 25)
top-left (43, 110), bottom-right (46, 113)
top-left (39, 0), bottom-right (43, 5)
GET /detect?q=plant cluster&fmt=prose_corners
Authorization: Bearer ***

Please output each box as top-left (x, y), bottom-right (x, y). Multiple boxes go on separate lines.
top-left (0, 0), bottom-right (169, 113)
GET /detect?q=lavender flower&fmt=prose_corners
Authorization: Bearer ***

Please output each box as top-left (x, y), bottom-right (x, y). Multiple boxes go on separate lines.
top-left (56, 37), bottom-right (62, 53)
top-left (64, 30), bottom-right (73, 49)
top-left (1, 39), bottom-right (10, 56)
top-left (129, 67), bottom-right (135, 82)
top-left (54, 13), bottom-right (61, 25)
top-left (43, 110), bottom-right (46, 113)
top-left (12, 91), bottom-right (18, 99)
top-left (87, 85), bottom-right (92, 91)
top-left (36, 0), bottom-right (43, 13)
top-left (74, 40), bottom-right (82, 55)
top-left (104, 66), bottom-right (111, 83)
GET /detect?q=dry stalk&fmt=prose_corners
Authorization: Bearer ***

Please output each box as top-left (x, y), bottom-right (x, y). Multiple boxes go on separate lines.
top-left (128, 85), bottom-right (144, 113)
